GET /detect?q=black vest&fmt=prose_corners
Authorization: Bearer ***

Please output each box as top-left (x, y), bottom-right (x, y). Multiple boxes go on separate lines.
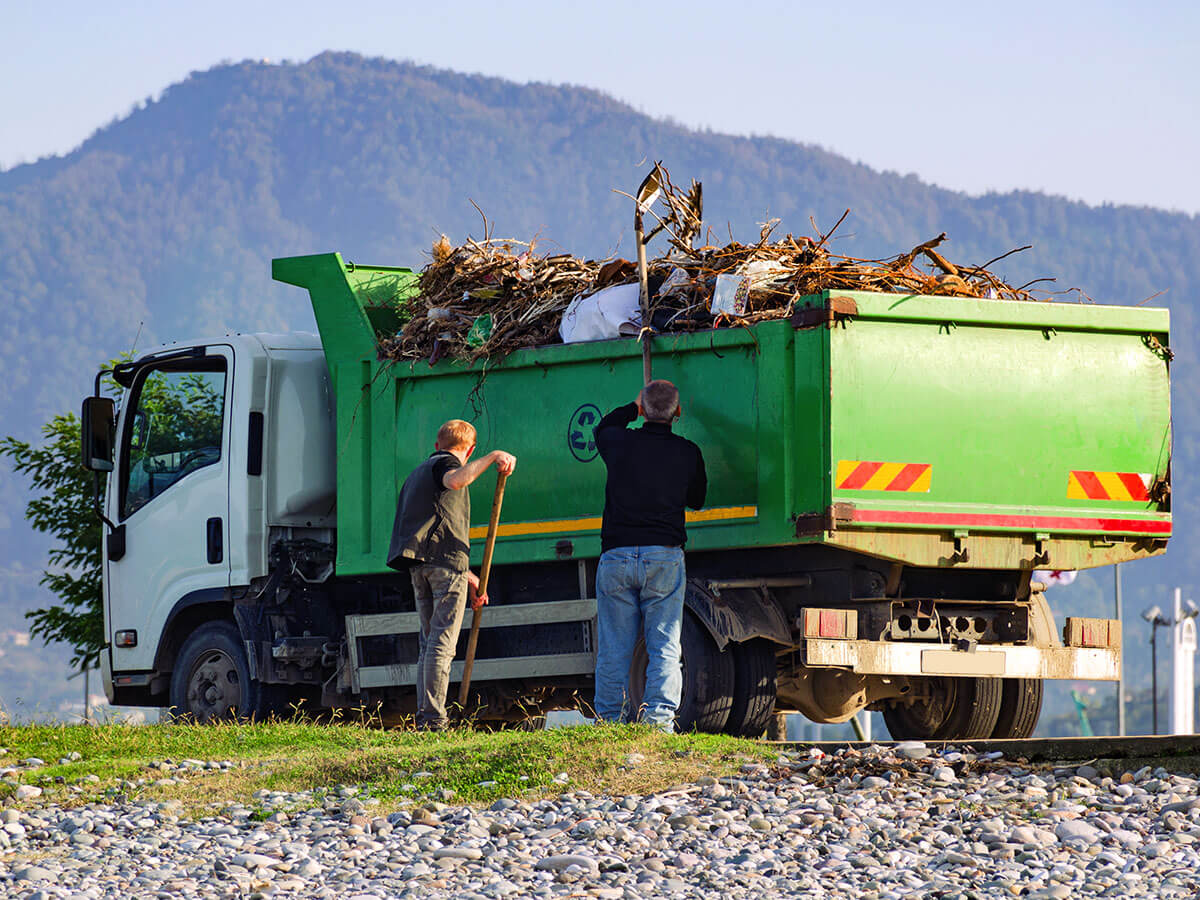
top-left (386, 451), bottom-right (471, 572)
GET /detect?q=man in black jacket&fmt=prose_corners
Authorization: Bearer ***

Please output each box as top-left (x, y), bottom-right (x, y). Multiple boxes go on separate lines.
top-left (593, 380), bottom-right (706, 730)
top-left (386, 419), bottom-right (516, 730)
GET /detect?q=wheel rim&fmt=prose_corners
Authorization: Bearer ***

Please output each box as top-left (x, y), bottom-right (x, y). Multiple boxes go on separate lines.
top-left (185, 649), bottom-right (241, 722)
top-left (885, 678), bottom-right (956, 739)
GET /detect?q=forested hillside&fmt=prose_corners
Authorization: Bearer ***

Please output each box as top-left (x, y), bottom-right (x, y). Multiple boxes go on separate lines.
top-left (1, 51), bottom-right (1197, 722)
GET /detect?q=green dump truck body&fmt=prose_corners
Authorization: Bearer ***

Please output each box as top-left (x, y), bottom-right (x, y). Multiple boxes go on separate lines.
top-left (273, 253), bottom-right (1172, 579)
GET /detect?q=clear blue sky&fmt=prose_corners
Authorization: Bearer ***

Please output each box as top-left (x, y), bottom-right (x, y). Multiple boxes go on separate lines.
top-left (4, 0), bottom-right (1197, 214)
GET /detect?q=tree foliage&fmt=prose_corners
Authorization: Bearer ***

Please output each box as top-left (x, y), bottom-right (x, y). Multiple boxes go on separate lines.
top-left (0, 363), bottom-right (227, 672)
top-left (0, 416), bottom-right (101, 672)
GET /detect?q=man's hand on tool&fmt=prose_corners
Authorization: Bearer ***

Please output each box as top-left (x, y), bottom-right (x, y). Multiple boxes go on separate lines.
top-left (492, 451), bottom-right (517, 476)
top-left (468, 571), bottom-right (489, 611)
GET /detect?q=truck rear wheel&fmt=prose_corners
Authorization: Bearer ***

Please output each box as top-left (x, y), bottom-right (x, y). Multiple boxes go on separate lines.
top-left (169, 621), bottom-right (270, 723)
top-left (936, 677), bottom-right (1002, 739)
top-left (883, 677), bottom-right (1002, 741)
top-left (723, 639), bottom-right (777, 737)
top-left (990, 678), bottom-right (1043, 738)
top-left (628, 612), bottom-right (734, 733)
top-left (883, 678), bottom-right (954, 740)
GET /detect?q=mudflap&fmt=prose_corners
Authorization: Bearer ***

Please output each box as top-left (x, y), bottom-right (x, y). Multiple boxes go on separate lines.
top-left (683, 580), bottom-right (792, 651)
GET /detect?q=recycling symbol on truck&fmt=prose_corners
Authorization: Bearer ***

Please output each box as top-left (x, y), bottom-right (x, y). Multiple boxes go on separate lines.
top-left (567, 403), bottom-right (601, 462)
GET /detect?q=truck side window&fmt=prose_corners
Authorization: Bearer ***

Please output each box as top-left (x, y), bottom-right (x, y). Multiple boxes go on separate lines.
top-left (119, 361), bottom-right (227, 519)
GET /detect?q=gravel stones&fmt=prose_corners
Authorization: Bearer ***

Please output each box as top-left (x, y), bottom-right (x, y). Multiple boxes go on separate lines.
top-left (535, 854), bottom-right (599, 872)
top-left (433, 846), bottom-right (483, 860)
top-left (1011, 825), bottom-right (1058, 846)
top-left (13, 865), bottom-right (53, 881)
top-left (1055, 820), bottom-right (1103, 845)
top-left (895, 741), bottom-right (931, 760)
top-left (0, 747), bottom-right (1194, 898)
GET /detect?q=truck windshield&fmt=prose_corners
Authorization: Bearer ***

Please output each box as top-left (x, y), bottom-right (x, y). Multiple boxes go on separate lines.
top-left (119, 360), bottom-right (227, 519)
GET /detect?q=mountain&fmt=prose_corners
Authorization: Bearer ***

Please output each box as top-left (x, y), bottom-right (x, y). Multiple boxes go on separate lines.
top-left (1, 51), bottom-right (1197, 725)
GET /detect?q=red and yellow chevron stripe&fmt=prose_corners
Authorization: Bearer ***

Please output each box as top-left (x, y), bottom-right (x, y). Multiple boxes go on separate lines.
top-left (1067, 471), bottom-right (1151, 502)
top-left (836, 460), bottom-right (932, 493)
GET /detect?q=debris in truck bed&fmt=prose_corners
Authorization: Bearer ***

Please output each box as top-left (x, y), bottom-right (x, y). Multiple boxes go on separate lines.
top-left (377, 235), bottom-right (604, 366)
top-left (376, 167), bottom-right (1050, 365)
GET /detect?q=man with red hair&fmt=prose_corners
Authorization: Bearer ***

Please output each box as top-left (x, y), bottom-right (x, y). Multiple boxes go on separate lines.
top-left (387, 419), bottom-right (516, 730)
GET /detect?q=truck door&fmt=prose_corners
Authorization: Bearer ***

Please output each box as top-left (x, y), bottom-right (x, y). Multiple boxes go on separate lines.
top-left (106, 347), bottom-right (232, 673)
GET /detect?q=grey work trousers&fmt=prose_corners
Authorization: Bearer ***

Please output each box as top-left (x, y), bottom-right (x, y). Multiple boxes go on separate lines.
top-left (410, 563), bottom-right (469, 728)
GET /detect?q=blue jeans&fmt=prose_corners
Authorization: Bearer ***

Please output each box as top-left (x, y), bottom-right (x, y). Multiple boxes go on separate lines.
top-left (594, 546), bottom-right (685, 730)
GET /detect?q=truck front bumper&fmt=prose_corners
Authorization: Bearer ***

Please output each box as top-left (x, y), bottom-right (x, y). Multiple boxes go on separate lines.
top-left (100, 646), bottom-right (115, 705)
top-left (805, 639), bottom-right (1119, 681)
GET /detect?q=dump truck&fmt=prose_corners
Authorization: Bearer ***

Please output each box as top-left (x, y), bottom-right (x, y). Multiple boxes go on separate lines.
top-left (82, 252), bottom-right (1172, 739)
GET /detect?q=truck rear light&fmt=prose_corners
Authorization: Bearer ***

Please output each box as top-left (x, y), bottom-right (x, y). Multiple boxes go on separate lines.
top-left (800, 608), bottom-right (858, 640)
top-left (114, 630), bottom-right (138, 648)
top-left (1063, 617), bottom-right (1121, 649)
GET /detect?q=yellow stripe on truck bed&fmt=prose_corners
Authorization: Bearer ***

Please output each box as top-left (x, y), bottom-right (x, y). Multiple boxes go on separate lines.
top-left (469, 505), bottom-right (758, 540)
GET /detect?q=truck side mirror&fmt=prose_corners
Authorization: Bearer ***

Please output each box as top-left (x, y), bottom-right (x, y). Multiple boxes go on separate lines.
top-left (81, 396), bottom-right (116, 472)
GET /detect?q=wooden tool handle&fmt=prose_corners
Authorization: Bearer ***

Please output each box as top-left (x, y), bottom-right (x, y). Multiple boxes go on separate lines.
top-left (477, 472), bottom-right (508, 596)
top-left (457, 471), bottom-right (508, 709)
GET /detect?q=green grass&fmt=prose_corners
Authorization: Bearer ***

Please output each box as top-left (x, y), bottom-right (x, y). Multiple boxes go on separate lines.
top-left (0, 720), bottom-right (773, 814)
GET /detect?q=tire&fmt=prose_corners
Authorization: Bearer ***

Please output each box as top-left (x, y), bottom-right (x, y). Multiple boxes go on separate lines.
top-left (934, 677), bottom-right (1003, 740)
top-left (169, 621), bottom-right (270, 723)
top-left (723, 639), bottom-right (777, 737)
top-left (990, 679), bottom-right (1043, 738)
top-left (883, 676), bottom-right (1002, 741)
top-left (883, 677), bottom-right (956, 740)
top-left (628, 612), bottom-right (734, 733)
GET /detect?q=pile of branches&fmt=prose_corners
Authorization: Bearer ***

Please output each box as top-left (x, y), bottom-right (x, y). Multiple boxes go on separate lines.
top-left (377, 167), bottom-right (1051, 365)
top-left (378, 233), bottom-right (601, 366)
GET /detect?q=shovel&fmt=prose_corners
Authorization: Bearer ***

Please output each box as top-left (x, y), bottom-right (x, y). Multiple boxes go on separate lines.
top-left (457, 471), bottom-right (508, 708)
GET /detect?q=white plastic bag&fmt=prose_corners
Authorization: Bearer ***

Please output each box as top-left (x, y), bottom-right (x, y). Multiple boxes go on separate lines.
top-left (560, 282), bottom-right (643, 343)
top-left (711, 273), bottom-right (750, 317)
top-left (658, 266), bottom-right (691, 300)
top-left (743, 258), bottom-right (789, 288)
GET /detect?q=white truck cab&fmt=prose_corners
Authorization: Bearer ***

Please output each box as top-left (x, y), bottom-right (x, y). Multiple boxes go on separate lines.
top-left (96, 333), bottom-right (335, 711)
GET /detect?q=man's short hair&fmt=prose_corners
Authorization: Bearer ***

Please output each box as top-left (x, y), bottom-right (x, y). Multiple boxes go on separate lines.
top-left (436, 419), bottom-right (476, 450)
top-left (642, 380), bottom-right (680, 422)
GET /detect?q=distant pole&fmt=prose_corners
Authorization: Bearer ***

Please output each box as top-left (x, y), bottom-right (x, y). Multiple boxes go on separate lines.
top-left (849, 715), bottom-right (866, 741)
top-left (83, 666), bottom-right (91, 724)
top-left (1151, 614), bottom-right (1161, 735)
top-left (1171, 587), bottom-right (1197, 735)
top-left (1115, 563), bottom-right (1125, 736)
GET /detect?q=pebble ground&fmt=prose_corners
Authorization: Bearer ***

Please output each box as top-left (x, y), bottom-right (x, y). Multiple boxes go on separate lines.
top-left (0, 741), bottom-right (1198, 899)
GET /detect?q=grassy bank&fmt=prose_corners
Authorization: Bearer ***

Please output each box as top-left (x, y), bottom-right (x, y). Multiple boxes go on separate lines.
top-left (0, 721), bottom-right (773, 814)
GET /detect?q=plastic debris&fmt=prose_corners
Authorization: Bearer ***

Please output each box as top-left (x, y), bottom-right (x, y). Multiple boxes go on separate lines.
top-left (559, 283), bottom-right (642, 343)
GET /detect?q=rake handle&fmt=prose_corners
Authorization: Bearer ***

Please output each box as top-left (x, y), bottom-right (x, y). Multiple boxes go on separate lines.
top-left (457, 471), bottom-right (508, 708)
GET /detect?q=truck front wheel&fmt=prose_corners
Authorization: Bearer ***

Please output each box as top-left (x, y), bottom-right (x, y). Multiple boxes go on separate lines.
top-left (169, 621), bottom-right (269, 723)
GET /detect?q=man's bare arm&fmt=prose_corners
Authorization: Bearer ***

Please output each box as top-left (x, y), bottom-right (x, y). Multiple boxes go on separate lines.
top-left (443, 450), bottom-right (517, 490)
